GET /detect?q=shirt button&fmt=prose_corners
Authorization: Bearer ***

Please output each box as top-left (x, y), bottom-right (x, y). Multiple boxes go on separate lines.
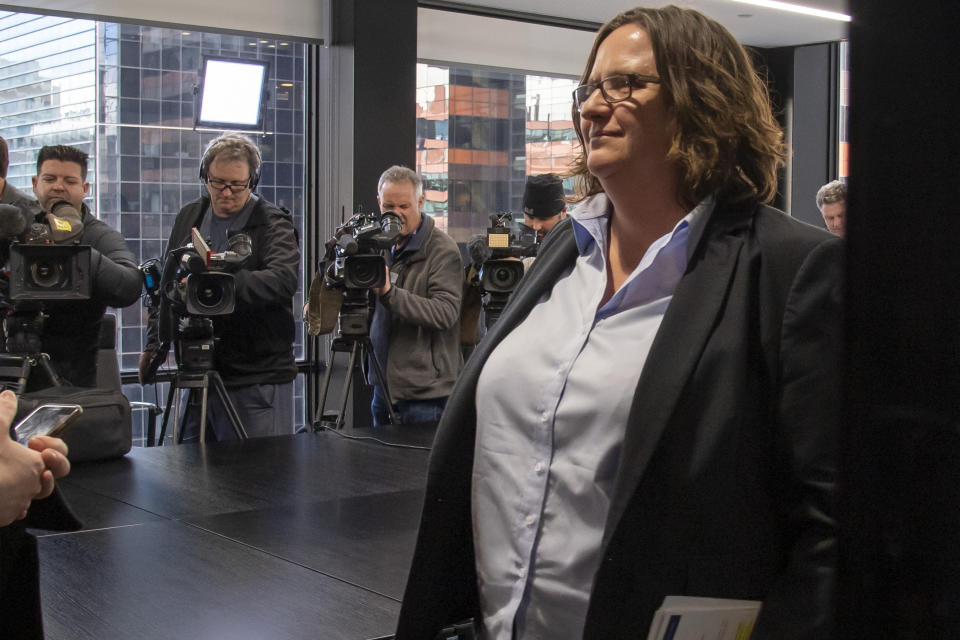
top-left (519, 567), bottom-right (527, 578)
top-left (541, 411), bottom-right (548, 421)
top-left (534, 462), bottom-right (544, 473)
top-left (525, 514), bottom-right (536, 526)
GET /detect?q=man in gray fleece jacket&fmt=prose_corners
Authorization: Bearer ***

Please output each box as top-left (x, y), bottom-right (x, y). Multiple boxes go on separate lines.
top-left (369, 165), bottom-right (463, 426)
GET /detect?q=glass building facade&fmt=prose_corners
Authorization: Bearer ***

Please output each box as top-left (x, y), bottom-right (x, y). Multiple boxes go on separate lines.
top-left (415, 63), bottom-right (580, 243)
top-left (839, 40), bottom-right (850, 180)
top-left (0, 11), bottom-right (308, 439)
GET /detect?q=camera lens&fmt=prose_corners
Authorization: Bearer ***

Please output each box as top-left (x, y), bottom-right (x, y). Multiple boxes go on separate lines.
top-left (480, 259), bottom-right (523, 293)
top-left (30, 259), bottom-right (62, 287)
top-left (492, 267), bottom-right (515, 288)
top-left (344, 255), bottom-right (386, 289)
top-left (348, 261), bottom-right (380, 288)
top-left (196, 284), bottom-right (224, 308)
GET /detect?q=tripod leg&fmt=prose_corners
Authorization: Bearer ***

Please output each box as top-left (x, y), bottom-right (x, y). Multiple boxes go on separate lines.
top-left (362, 338), bottom-right (399, 426)
top-left (313, 347), bottom-right (337, 426)
top-left (330, 342), bottom-right (359, 430)
top-left (157, 379), bottom-right (178, 446)
top-left (198, 381), bottom-right (210, 443)
top-left (208, 373), bottom-right (248, 440)
top-left (34, 355), bottom-right (63, 388)
top-left (172, 381), bottom-right (185, 444)
top-left (15, 358), bottom-right (30, 396)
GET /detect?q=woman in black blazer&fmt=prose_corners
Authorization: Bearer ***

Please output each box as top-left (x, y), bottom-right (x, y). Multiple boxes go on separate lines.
top-left (397, 6), bottom-right (842, 639)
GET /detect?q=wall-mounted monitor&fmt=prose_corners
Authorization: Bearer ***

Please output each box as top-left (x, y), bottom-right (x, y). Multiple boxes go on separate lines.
top-left (194, 56), bottom-right (270, 131)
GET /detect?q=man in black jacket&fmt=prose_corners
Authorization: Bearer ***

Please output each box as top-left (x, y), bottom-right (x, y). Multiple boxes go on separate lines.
top-left (0, 135), bottom-right (37, 212)
top-left (26, 145), bottom-right (141, 388)
top-left (140, 134), bottom-right (300, 440)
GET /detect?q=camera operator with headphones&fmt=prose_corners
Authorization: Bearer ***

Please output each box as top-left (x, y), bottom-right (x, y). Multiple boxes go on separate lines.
top-left (139, 133), bottom-right (300, 440)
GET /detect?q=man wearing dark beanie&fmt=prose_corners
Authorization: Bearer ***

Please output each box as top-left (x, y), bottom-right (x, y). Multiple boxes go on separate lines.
top-left (522, 173), bottom-right (568, 241)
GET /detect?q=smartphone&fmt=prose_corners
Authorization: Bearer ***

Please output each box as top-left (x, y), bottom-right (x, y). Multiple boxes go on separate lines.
top-left (13, 404), bottom-right (83, 443)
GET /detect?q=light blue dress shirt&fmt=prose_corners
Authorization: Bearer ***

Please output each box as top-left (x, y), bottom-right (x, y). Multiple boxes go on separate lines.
top-left (472, 192), bottom-right (713, 639)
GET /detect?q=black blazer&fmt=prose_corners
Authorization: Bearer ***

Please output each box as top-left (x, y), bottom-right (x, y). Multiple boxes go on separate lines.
top-left (396, 198), bottom-right (843, 640)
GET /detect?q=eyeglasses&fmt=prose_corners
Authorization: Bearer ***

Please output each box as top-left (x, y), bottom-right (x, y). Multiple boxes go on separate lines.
top-left (572, 73), bottom-right (662, 112)
top-left (205, 177), bottom-right (250, 193)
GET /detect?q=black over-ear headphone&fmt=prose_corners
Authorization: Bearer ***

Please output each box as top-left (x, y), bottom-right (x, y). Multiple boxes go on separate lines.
top-left (198, 134), bottom-right (262, 191)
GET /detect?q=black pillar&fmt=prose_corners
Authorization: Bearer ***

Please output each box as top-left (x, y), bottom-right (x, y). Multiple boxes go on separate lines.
top-left (344, 0), bottom-right (417, 209)
top-left (326, 0), bottom-right (417, 428)
top-left (837, 2), bottom-right (960, 637)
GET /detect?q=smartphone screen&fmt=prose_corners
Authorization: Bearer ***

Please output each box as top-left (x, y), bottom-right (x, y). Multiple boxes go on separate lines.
top-left (13, 404), bottom-right (83, 443)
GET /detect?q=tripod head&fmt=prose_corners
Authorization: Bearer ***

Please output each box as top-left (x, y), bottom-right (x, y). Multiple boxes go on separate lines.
top-left (0, 301), bottom-right (64, 393)
top-left (174, 315), bottom-right (217, 374)
top-left (1, 300), bottom-right (46, 356)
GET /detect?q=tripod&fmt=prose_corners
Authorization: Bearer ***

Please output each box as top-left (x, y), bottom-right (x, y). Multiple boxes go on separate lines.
top-left (156, 317), bottom-right (248, 443)
top-left (0, 352), bottom-right (63, 394)
top-left (313, 333), bottom-right (397, 429)
top-left (0, 308), bottom-right (64, 393)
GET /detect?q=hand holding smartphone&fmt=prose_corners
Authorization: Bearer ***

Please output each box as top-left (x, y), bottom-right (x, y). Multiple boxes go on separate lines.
top-left (13, 404), bottom-right (83, 443)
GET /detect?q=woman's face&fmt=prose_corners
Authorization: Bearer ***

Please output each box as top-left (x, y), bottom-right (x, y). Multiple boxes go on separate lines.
top-left (578, 24), bottom-right (676, 186)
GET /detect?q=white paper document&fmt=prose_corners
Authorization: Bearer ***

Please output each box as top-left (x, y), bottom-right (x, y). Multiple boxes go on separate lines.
top-left (645, 596), bottom-right (762, 640)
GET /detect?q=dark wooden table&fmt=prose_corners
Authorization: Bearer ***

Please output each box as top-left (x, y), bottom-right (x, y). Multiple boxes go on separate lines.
top-left (34, 426), bottom-right (436, 640)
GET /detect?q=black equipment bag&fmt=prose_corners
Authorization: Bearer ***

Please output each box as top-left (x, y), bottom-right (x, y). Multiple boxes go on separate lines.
top-left (14, 385), bottom-right (132, 462)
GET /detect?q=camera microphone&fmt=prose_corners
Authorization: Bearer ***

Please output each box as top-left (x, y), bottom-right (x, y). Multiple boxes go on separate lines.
top-left (227, 230), bottom-right (252, 260)
top-left (336, 234), bottom-right (358, 256)
top-left (48, 200), bottom-right (82, 220)
top-left (467, 234), bottom-right (492, 268)
top-left (0, 203), bottom-right (28, 239)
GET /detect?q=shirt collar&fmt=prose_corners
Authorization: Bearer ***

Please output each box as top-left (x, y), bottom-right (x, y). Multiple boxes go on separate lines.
top-left (569, 192), bottom-right (715, 258)
top-left (394, 213), bottom-right (428, 257)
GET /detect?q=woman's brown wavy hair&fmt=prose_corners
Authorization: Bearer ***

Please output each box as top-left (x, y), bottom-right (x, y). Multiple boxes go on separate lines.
top-left (569, 5), bottom-right (786, 208)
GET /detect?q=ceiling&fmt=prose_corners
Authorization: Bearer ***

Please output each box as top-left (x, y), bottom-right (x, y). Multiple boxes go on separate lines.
top-left (456, 0), bottom-right (849, 48)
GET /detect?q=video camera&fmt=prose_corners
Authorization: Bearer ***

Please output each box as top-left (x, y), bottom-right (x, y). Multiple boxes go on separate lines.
top-left (465, 212), bottom-right (538, 329)
top-left (0, 201), bottom-right (92, 303)
top-left (0, 200), bottom-right (92, 361)
top-left (311, 208), bottom-right (402, 336)
top-left (153, 227), bottom-right (251, 318)
top-left (477, 212), bottom-right (538, 294)
top-left (141, 227), bottom-right (252, 379)
top-left (323, 208), bottom-right (402, 290)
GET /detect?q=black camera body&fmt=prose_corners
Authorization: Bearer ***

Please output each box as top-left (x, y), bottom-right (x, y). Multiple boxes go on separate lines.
top-left (325, 209), bottom-right (402, 290)
top-left (8, 243), bottom-right (92, 301)
top-left (320, 208), bottom-right (402, 336)
top-left (475, 213), bottom-right (538, 328)
top-left (478, 212), bottom-right (538, 292)
top-left (0, 201), bottom-right (92, 302)
top-left (161, 229), bottom-right (251, 318)
top-left (0, 201), bottom-right (93, 362)
top-left (145, 228), bottom-right (253, 377)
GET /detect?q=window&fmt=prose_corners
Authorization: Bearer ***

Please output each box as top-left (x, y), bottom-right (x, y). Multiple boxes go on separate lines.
top-left (416, 63), bottom-right (580, 242)
top-left (838, 40), bottom-right (850, 180)
top-left (0, 11), bottom-right (309, 438)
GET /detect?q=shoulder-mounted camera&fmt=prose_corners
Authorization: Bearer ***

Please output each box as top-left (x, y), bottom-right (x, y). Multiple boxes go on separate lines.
top-left (323, 207), bottom-right (402, 290)
top-left (0, 200), bottom-right (92, 302)
top-left (478, 212), bottom-right (538, 294)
